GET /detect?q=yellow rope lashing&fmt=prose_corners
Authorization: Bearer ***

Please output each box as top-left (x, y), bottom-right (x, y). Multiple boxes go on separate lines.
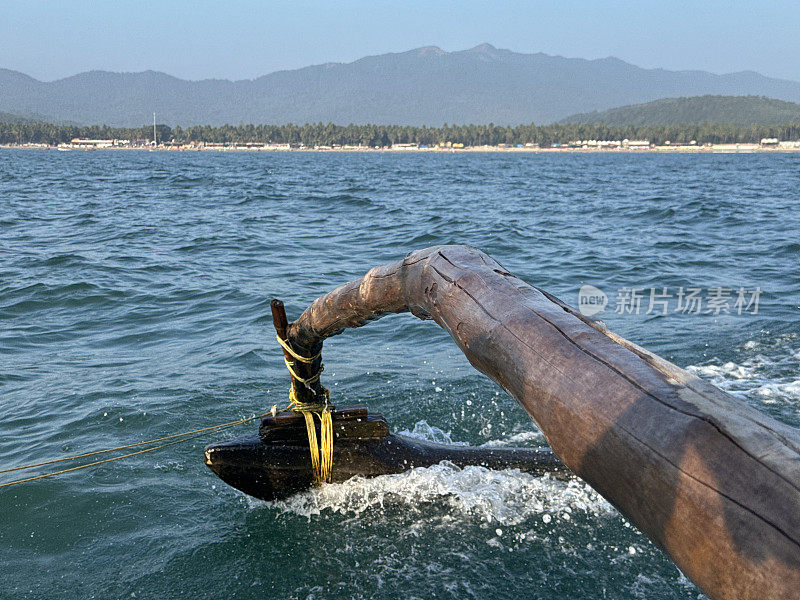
top-left (297, 406), bottom-right (333, 484)
top-left (276, 335), bottom-right (321, 364)
top-left (302, 411), bottom-right (320, 477)
top-left (319, 409), bottom-right (333, 483)
top-left (277, 335), bottom-right (333, 484)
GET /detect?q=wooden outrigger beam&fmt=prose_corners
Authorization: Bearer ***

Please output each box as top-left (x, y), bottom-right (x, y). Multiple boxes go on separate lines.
top-left (283, 245), bottom-right (800, 600)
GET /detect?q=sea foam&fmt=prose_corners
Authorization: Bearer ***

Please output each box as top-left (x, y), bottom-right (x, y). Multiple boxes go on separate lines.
top-left (265, 460), bottom-right (611, 525)
top-left (686, 335), bottom-right (800, 404)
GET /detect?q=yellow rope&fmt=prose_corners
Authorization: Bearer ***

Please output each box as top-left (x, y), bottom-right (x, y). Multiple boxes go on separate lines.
top-left (297, 408), bottom-right (333, 484)
top-left (319, 409), bottom-right (333, 483)
top-left (0, 413), bottom-right (266, 488)
top-left (283, 357), bottom-right (324, 385)
top-left (277, 335), bottom-right (333, 484)
top-left (276, 335), bottom-right (321, 364)
top-left (302, 411), bottom-right (320, 477)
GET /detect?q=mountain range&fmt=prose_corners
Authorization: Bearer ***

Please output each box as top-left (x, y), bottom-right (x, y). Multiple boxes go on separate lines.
top-left (3, 44), bottom-right (800, 127)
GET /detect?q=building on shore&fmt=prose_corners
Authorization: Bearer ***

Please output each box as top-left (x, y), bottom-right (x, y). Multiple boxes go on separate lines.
top-left (69, 138), bottom-right (128, 149)
top-left (622, 139), bottom-right (651, 149)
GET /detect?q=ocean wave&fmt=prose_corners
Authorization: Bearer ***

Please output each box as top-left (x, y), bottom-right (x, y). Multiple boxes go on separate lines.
top-left (0, 281), bottom-right (132, 315)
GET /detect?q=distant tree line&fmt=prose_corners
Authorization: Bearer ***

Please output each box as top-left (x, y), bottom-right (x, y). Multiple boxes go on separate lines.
top-left (2, 120), bottom-right (800, 147)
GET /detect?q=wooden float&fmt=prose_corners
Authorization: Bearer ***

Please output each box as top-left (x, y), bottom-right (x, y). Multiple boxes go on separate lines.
top-left (259, 244), bottom-right (800, 600)
top-left (204, 404), bottom-right (567, 501)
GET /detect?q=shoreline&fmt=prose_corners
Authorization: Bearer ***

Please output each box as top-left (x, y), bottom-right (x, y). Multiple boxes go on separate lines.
top-left (3, 143), bottom-right (799, 154)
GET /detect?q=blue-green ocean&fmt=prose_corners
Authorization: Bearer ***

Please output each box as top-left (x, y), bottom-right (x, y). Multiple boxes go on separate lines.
top-left (1, 149), bottom-right (798, 599)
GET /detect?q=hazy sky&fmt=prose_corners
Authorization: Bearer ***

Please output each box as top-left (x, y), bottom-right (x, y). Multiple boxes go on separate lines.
top-left (3, 0), bottom-right (800, 82)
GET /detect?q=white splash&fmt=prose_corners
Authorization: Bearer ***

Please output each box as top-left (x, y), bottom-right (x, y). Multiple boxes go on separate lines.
top-left (269, 461), bottom-right (612, 525)
top-left (400, 420), bottom-right (546, 449)
top-left (481, 429), bottom-right (545, 448)
top-left (686, 335), bottom-right (800, 404)
top-left (397, 420), bottom-right (467, 445)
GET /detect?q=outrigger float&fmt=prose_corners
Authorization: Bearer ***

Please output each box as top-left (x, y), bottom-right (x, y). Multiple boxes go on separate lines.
top-left (205, 245), bottom-right (800, 600)
top-left (205, 406), bottom-right (567, 501)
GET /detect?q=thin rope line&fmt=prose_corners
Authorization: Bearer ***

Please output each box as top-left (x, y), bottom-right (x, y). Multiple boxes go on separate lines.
top-left (0, 413), bottom-right (267, 476)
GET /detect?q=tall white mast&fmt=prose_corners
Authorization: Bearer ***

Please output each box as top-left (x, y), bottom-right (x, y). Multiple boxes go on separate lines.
top-left (153, 112), bottom-right (157, 147)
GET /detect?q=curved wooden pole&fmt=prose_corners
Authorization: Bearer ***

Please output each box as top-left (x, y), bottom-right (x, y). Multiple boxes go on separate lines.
top-left (284, 245), bottom-right (800, 600)
top-left (270, 299), bottom-right (327, 405)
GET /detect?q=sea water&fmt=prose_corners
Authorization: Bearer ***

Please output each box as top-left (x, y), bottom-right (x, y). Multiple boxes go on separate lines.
top-left (1, 149), bottom-right (798, 599)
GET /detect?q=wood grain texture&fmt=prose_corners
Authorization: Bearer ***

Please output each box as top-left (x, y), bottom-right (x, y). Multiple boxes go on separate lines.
top-left (285, 245), bottom-right (800, 600)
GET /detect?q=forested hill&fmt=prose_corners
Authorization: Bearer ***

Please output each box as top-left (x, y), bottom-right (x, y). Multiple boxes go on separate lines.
top-left (3, 46), bottom-right (800, 126)
top-left (0, 111), bottom-right (37, 123)
top-left (562, 96), bottom-right (800, 126)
